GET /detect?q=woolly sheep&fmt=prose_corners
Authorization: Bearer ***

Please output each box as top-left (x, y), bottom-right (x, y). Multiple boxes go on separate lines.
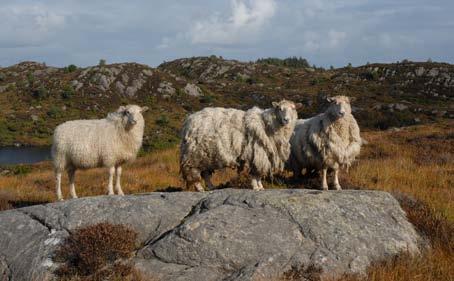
top-left (52, 105), bottom-right (148, 200)
top-left (180, 100), bottom-right (301, 191)
top-left (287, 96), bottom-right (361, 190)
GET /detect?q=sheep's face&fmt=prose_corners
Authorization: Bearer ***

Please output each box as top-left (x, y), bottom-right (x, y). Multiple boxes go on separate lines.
top-left (272, 100), bottom-right (301, 126)
top-left (117, 105), bottom-right (149, 129)
top-left (327, 96), bottom-right (351, 119)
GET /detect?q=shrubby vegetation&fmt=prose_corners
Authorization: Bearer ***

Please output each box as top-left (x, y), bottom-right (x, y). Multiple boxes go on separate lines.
top-left (256, 56), bottom-right (310, 68)
top-left (64, 64), bottom-right (78, 73)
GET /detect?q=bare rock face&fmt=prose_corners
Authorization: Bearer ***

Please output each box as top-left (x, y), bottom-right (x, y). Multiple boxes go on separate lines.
top-left (157, 81), bottom-right (176, 96)
top-left (184, 83), bottom-right (202, 97)
top-left (0, 189), bottom-right (423, 281)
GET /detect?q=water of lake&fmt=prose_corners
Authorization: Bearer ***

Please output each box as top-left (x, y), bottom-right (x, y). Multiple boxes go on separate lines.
top-left (0, 146), bottom-right (51, 165)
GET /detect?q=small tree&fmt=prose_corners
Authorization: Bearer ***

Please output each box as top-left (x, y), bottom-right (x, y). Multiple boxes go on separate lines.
top-left (99, 59), bottom-right (106, 66)
top-left (65, 64), bottom-right (77, 73)
top-left (61, 84), bottom-right (75, 99)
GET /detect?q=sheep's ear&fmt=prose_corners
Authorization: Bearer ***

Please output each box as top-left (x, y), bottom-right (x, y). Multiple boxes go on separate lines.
top-left (117, 106), bottom-right (126, 112)
top-left (295, 103), bottom-right (303, 109)
top-left (272, 101), bottom-right (279, 108)
top-left (326, 97), bottom-right (333, 103)
top-left (141, 106), bottom-right (149, 113)
top-left (348, 96), bottom-right (355, 103)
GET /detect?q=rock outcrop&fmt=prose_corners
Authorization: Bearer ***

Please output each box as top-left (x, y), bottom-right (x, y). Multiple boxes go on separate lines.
top-left (0, 189), bottom-right (422, 281)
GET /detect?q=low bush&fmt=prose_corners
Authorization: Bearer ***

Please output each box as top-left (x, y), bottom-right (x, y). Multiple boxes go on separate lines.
top-left (65, 64), bottom-right (78, 73)
top-left (55, 223), bottom-right (139, 280)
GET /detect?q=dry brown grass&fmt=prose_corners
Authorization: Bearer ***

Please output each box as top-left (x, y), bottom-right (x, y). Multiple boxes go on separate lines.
top-left (346, 121), bottom-right (454, 221)
top-left (54, 222), bottom-right (155, 281)
top-left (0, 122), bottom-right (453, 280)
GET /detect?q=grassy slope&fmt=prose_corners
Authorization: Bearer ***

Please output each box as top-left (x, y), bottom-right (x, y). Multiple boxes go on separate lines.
top-left (0, 58), bottom-right (453, 147)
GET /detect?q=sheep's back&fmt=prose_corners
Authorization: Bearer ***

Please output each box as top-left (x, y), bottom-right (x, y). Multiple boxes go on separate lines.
top-left (181, 107), bottom-right (246, 169)
top-left (53, 119), bottom-right (117, 168)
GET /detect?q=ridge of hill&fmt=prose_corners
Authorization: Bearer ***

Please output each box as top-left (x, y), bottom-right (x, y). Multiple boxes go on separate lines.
top-left (0, 57), bottom-right (453, 147)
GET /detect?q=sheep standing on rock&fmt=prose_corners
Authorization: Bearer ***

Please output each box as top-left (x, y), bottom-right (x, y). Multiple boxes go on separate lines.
top-left (287, 96), bottom-right (361, 190)
top-left (52, 105), bottom-right (148, 200)
top-left (180, 100), bottom-right (301, 191)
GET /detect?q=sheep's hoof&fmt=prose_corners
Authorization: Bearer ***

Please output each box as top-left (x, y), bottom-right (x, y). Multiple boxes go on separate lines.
top-left (58, 198), bottom-right (64, 202)
top-left (334, 185), bottom-right (342, 191)
top-left (321, 186), bottom-right (329, 191)
top-left (118, 192), bottom-right (125, 196)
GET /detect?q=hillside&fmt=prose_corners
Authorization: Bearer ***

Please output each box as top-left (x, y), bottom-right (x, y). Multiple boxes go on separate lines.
top-left (0, 57), bottom-right (453, 148)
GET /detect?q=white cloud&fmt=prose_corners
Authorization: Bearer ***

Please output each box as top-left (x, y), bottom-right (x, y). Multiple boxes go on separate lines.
top-left (328, 30), bottom-right (347, 48)
top-left (300, 29), bottom-right (347, 53)
top-left (189, 0), bottom-right (277, 45)
top-left (0, 4), bottom-right (65, 48)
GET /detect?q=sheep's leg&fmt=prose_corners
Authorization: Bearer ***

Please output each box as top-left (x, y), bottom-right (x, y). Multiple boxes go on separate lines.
top-left (321, 168), bottom-right (329, 190)
top-left (68, 168), bottom-right (78, 199)
top-left (194, 182), bottom-right (205, 192)
top-left (202, 171), bottom-right (215, 190)
top-left (258, 179), bottom-right (265, 190)
top-left (251, 177), bottom-right (263, 191)
top-left (107, 166), bottom-right (115, 195)
top-left (115, 166), bottom-right (124, 195)
top-left (55, 171), bottom-right (63, 201)
top-left (333, 169), bottom-right (342, 190)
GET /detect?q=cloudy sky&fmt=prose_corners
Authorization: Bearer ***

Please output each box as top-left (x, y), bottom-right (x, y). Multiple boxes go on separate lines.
top-left (0, 0), bottom-right (453, 68)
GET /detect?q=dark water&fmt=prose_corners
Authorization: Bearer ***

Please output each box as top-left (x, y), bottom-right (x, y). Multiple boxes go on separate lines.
top-left (0, 146), bottom-right (51, 165)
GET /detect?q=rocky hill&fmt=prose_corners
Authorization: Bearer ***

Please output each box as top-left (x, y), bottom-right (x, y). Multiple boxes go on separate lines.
top-left (0, 57), bottom-right (453, 147)
top-left (0, 189), bottom-right (423, 281)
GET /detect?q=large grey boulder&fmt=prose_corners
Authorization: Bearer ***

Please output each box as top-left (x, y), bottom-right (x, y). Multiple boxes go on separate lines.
top-left (0, 189), bottom-right (423, 281)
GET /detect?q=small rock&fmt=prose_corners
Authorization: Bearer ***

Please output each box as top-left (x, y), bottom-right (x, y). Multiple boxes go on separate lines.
top-left (31, 115), bottom-right (39, 121)
top-left (184, 83), bottom-right (202, 97)
top-left (115, 81), bottom-right (125, 93)
top-left (142, 69), bottom-right (153, 77)
top-left (393, 103), bottom-right (408, 111)
top-left (415, 67), bottom-right (425, 77)
top-left (427, 68), bottom-right (439, 77)
top-left (70, 80), bottom-right (83, 91)
top-left (236, 73), bottom-right (250, 81)
top-left (157, 81), bottom-right (176, 96)
top-left (121, 73), bottom-right (129, 84)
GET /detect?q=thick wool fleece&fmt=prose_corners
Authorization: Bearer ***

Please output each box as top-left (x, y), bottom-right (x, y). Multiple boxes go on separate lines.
top-left (288, 97), bottom-right (361, 175)
top-left (52, 105), bottom-right (145, 172)
top-left (180, 100), bottom-right (298, 187)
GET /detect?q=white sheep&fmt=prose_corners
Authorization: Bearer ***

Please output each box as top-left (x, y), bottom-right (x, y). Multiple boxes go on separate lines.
top-left (287, 96), bottom-right (361, 190)
top-left (180, 100), bottom-right (301, 191)
top-left (51, 105), bottom-right (148, 200)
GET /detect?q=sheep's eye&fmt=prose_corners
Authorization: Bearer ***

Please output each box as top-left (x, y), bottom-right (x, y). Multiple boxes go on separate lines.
top-left (123, 111), bottom-right (129, 115)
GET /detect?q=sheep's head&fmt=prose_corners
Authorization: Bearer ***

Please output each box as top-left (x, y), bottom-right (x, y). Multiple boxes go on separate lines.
top-left (272, 100), bottom-right (302, 126)
top-left (326, 96), bottom-right (352, 119)
top-left (117, 105), bottom-right (149, 130)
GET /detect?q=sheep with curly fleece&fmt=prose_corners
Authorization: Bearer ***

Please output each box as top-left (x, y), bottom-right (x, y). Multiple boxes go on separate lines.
top-left (52, 105), bottom-right (148, 200)
top-left (287, 96), bottom-right (361, 190)
top-left (180, 100), bottom-right (301, 191)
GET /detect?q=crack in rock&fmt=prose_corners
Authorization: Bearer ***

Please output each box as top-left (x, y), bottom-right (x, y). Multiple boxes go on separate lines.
top-left (17, 210), bottom-right (53, 233)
